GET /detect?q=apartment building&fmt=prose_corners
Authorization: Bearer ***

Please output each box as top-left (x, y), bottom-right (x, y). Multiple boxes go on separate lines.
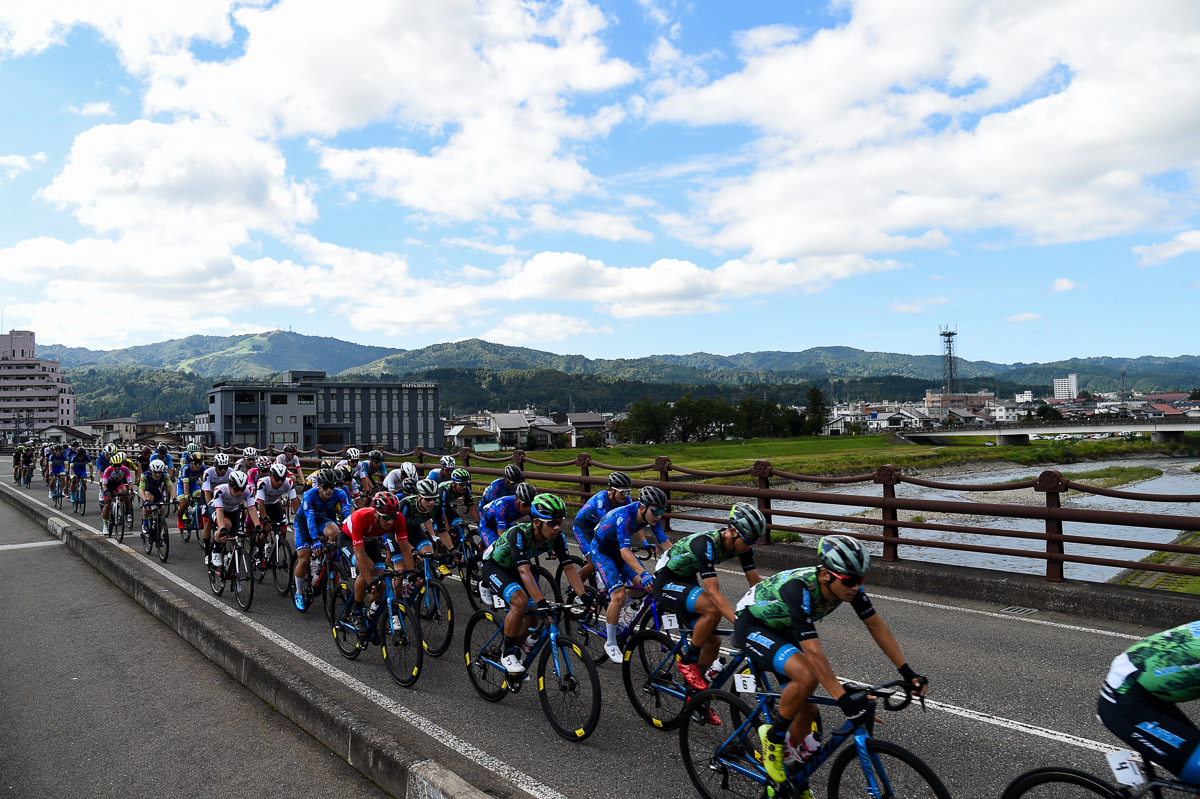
top-left (1053, 374), bottom-right (1079, 400)
top-left (0, 330), bottom-right (76, 441)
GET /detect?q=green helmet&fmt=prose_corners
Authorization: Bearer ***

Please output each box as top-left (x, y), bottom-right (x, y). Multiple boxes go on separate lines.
top-left (450, 467), bottom-right (471, 485)
top-left (530, 493), bottom-right (566, 521)
top-left (728, 503), bottom-right (767, 543)
top-left (817, 535), bottom-right (870, 577)
top-left (186, 443), bottom-right (200, 453)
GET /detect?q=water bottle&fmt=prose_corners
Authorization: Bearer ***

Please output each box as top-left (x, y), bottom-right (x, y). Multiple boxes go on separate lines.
top-left (391, 612), bottom-right (401, 631)
top-left (309, 554), bottom-right (321, 585)
top-left (520, 633), bottom-right (538, 657)
top-left (704, 657), bottom-right (726, 684)
top-left (367, 600), bottom-right (381, 623)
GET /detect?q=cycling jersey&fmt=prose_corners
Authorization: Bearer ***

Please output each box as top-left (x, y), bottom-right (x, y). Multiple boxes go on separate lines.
top-left (1107, 621), bottom-right (1200, 703)
top-left (481, 477), bottom-right (515, 506)
top-left (593, 501), bottom-right (668, 552)
top-left (737, 567), bottom-right (874, 642)
top-left (426, 467), bottom-right (446, 484)
top-left (436, 480), bottom-right (473, 530)
top-left (94, 452), bottom-right (111, 472)
top-left (233, 457), bottom-right (253, 473)
top-left (362, 462), bottom-right (386, 486)
top-left (177, 463), bottom-right (206, 495)
top-left (102, 465), bottom-right (133, 488)
top-left (478, 494), bottom-right (526, 547)
top-left (153, 453), bottom-right (173, 471)
top-left (484, 522), bottom-right (569, 572)
top-left (275, 453), bottom-right (302, 470)
top-left (20, 450), bottom-right (33, 465)
top-left (48, 451), bottom-right (68, 474)
top-left (69, 450), bottom-right (91, 477)
top-left (573, 489), bottom-right (629, 542)
top-left (656, 529), bottom-right (756, 583)
top-left (140, 472), bottom-right (170, 500)
top-left (398, 494), bottom-right (438, 545)
top-left (211, 483), bottom-right (252, 511)
top-left (299, 485), bottom-right (352, 534)
top-left (382, 468), bottom-right (407, 493)
top-left (341, 506), bottom-right (407, 548)
top-left (201, 466), bottom-right (232, 494)
top-left (255, 476), bottom-right (296, 506)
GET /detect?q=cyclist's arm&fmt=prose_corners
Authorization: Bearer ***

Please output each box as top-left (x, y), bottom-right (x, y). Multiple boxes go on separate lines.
top-left (861, 612), bottom-right (925, 695)
top-left (513, 532), bottom-right (547, 604)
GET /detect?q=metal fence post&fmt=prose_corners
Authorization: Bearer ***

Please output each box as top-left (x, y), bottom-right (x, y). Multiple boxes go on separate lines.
top-left (750, 460), bottom-right (772, 544)
top-left (1035, 470), bottom-right (1067, 582)
top-left (875, 465), bottom-right (901, 561)
top-left (576, 453), bottom-right (592, 497)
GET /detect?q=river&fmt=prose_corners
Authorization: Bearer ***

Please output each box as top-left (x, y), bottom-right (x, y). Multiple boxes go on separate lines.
top-left (671, 456), bottom-right (1200, 582)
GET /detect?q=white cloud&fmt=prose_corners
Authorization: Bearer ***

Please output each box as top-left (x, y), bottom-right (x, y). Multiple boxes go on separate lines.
top-left (1005, 312), bottom-right (1044, 323)
top-left (890, 296), bottom-right (948, 314)
top-left (0, 151), bottom-right (47, 181)
top-left (442, 238), bottom-right (523, 257)
top-left (1051, 277), bottom-right (1077, 292)
top-left (527, 204), bottom-right (653, 242)
top-left (480, 313), bottom-right (612, 345)
top-left (1133, 230), bottom-right (1200, 266)
top-left (65, 101), bottom-right (114, 116)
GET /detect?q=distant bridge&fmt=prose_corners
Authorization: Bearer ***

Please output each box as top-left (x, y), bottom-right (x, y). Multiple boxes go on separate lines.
top-left (902, 417), bottom-right (1200, 445)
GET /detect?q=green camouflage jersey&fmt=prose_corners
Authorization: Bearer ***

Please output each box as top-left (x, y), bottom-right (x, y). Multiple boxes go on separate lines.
top-left (399, 494), bottom-right (438, 540)
top-left (738, 566), bottom-right (874, 642)
top-left (658, 529), bottom-right (756, 583)
top-left (1114, 621), bottom-right (1200, 703)
top-left (485, 522), bottom-right (569, 572)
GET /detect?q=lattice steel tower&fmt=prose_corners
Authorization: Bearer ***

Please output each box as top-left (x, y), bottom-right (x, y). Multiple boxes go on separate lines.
top-left (940, 326), bottom-right (958, 397)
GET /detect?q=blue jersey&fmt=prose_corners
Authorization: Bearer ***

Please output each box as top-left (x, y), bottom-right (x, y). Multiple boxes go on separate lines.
top-left (427, 467), bottom-right (448, 484)
top-left (573, 489), bottom-right (629, 539)
top-left (96, 453), bottom-right (112, 473)
top-left (480, 494), bottom-right (525, 537)
top-left (153, 452), bottom-right (173, 471)
top-left (70, 450), bottom-right (91, 475)
top-left (481, 477), bottom-right (516, 506)
top-left (177, 462), bottom-right (207, 494)
top-left (48, 452), bottom-right (68, 473)
top-left (300, 485), bottom-right (352, 533)
top-left (594, 501), bottom-right (667, 551)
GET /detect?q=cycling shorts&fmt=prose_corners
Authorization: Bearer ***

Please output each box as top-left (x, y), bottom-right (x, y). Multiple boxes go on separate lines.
top-left (71, 464), bottom-right (89, 477)
top-left (295, 513), bottom-right (337, 552)
top-left (50, 465), bottom-right (66, 475)
top-left (103, 482), bottom-right (129, 501)
top-left (478, 523), bottom-right (501, 549)
top-left (481, 561), bottom-right (539, 611)
top-left (735, 614), bottom-right (802, 678)
top-left (143, 486), bottom-right (165, 505)
top-left (260, 502), bottom-right (287, 528)
top-left (592, 541), bottom-right (642, 593)
top-left (336, 531), bottom-right (387, 569)
top-left (1099, 681), bottom-right (1200, 783)
top-left (571, 525), bottom-right (596, 559)
top-left (177, 478), bottom-right (202, 496)
top-left (653, 575), bottom-right (704, 628)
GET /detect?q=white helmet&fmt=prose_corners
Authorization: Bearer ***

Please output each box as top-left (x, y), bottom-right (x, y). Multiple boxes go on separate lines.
top-left (400, 462), bottom-right (418, 480)
top-left (227, 470), bottom-right (248, 490)
top-left (103, 443), bottom-right (117, 456)
top-left (440, 455), bottom-right (456, 469)
top-left (242, 446), bottom-right (257, 459)
top-left (269, 462), bottom-right (288, 480)
top-left (214, 452), bottom-right (230, 467)
top-left (149, 459), bottom-right (167, 474)
top-left (346, 447), bottom-right (361, 460)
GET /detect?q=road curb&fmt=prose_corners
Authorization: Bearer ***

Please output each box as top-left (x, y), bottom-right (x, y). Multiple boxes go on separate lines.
top-left (0, 484), bottom-right (493, 799)
top-left (753, 540), bottom-right (1198, 628)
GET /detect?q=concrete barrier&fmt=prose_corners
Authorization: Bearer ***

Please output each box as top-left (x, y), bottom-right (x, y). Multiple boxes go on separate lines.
top-left (0, 484), bottom-right (492, 799)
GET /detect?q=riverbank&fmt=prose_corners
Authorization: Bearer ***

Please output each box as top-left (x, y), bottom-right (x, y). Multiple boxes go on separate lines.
top-left (1111, 531), bottom-right (1200, 595)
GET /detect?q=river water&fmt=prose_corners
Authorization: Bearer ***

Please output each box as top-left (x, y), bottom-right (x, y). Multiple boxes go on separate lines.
top-left (671, 457), bottom-right (1200, 583)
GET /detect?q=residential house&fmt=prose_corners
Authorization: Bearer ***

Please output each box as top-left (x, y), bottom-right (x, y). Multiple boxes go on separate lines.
top-left (87, 416), bottom-right (139, 443)
top-left (488, 412), bottom-right (530, 448)
top-left (446, 424), bottom-right (500, 452)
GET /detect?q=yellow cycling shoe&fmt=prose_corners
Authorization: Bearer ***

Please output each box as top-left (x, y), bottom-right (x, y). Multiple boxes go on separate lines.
top-left (436, 564), bottom-right (451, 577)
top-left (757, 724), bottom-right (787, 784)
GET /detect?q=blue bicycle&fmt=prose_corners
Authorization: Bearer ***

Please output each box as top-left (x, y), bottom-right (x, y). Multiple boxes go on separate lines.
top-left (330, 566), bottom-right (424, 688)
top-left (679, 678), bottom-right (950, 799)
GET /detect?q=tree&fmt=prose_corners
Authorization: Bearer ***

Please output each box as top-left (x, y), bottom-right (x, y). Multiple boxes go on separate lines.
top-left (1036, 405), bottom-right (1063, 421)
top-left (1077, 390), bottom-right (1093, 401)
top-left (803, 387), bottom-right (828, 436)
top-left (525, 431), bottom-right (539, 451)
top-left (617, 397), bottom-right (674, 444)
top-left (1190, 388), bottom-right (1200, 401)
top-left (578, 430), bottom-right (605, 449)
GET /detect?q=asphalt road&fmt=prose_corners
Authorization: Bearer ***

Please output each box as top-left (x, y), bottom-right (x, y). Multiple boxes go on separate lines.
top-left (1, 463), bottom-right (1193, 799)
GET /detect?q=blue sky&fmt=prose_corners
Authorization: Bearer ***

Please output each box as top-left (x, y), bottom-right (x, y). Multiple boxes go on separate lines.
top-left (1, 0), bottom-right (1198, 365)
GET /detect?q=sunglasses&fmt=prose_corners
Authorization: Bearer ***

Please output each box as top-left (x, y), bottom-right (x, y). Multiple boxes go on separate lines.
top-left (649, 507), bottom-right (668, 517)
top-left (826, 568), bottom-right (865, 588)
top-left (615, 488), bottom-right (632, 496)
top-left (376, 512), bottom-right (398, 521)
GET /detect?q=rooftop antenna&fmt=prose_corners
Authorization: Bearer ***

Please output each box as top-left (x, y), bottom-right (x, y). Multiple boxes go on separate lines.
top-left (939, 326), bottom-right (958, 396)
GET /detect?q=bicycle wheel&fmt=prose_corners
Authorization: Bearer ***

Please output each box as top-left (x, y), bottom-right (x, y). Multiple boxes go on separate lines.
top-left (322, 564), bottom-right (340, 625)
top-left (78, 485), bottom-right (87, 515)
top-left (232, 538), bottom-right (255, 611)
top-left (566, 596), bottom-right (610, 665)
top-left (115, 505), bottom-right (126, 544)
top-left (462, 556), bottom-right (484, 611)
top-left (142, 516), bottom-right (155, 554)
top-left (208, 546), bottom-right (226, 596)
top-left (999, 767), bottom-right (1122, 799)
top-left (180, 511), bottom-right (192, 543)
top-left (253, 534), bottom-right (268, 584)
top-left (272, 537), bottom-right (294, 596)
top-left (329, 581), bottom-right (363, 660)
top-left (53, 483), bottom-right (63, 510)
top-left (531, 564), bottom-right (562, 605)
top-left (156, 515), bottom-right (169, 563)
top-left (623, 629), bottom-right (690, 730)
top-left (417, 579), bottom-right (454, 657)
top-left (537, 634), bottom-right (602, 741)
top-left (380, 600), bottom-right (423, 688)
top-left (463, 609), bottom-right (508, 702)
top-left (679, 689), bottom-right (766, 799)
top-left (554, 555), bottom-right (590, 597)
top-left (828, 738), bottom-right (952, 799)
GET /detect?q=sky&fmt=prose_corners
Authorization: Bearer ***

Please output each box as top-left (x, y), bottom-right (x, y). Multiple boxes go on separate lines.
top-left (1, 0), bottom-right (1198, 365)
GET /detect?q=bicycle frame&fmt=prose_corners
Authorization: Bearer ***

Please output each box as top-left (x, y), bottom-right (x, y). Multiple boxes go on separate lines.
top-left (475, 606), bottom-right (576, 691)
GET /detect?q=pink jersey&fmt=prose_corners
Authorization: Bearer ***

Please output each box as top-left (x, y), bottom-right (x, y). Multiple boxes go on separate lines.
top-left (102, 465), bottom-right (133, 486)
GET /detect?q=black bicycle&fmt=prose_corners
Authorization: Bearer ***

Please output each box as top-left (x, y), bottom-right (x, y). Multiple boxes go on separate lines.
top-left (1002, 753), bottom-right (1200, 798)
top-left (207, 513), bottom-right (255, 611)
top-left (140, 501), bottom-right (169, 562)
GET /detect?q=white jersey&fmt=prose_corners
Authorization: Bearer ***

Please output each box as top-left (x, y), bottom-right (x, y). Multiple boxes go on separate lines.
top-left (211, 483), bottom-right (252, 510)
top-left (383, 468), bottom-right (407, 493)
top-left (255, 476), bottom-right (296, 505)
top-left (202, 466), bottom-right (232, 494)
top-left (234, 457), bottom-right (254, 473)
top-left (275, 453), bottom-right (302, 470)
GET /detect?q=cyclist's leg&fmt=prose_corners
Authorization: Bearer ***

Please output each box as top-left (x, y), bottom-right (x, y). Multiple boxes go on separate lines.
top-left (293, 514), bottom-right (313, 585)
top-left (735, 615), bottom-right (816, 753)
top-left (1099, 682), bottom-right (1200, 783)
top-left (571, 525), bottom-right (597, 581)
top-left (481, 560), bottom-right (534, 671)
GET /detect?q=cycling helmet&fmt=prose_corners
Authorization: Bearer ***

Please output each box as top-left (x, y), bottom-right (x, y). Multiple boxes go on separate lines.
top-left (334, 465), bottom-right (353, 483)
top-left (255, 456), bottom-right (271, 470)
top-left (141, 446), bottom-right (152, 456)
top-left (242, 447), bottom-right (257, 459)
top-left (515, 482), bottom-right (537, 504)
top-left (346, 447), bottom-right (361, 460)
top-left (415, 478), bottom-right (439, 498)
top-left (319, 459), bottom-right (333, 469)
top-left (400, 462), bottom-right (418, 480)
top-left (315, 468), bottom-right (337, 488)
top-left (372, 491), bottom-right (400, 515)
top-left (186, 443), bottom-right (200, 453)
top-left (227, 470), bottom-right (248, 490)
top-left (284, 444), bottom-right (297, 455)
top-left (72, 439), bottom-right (80, 447)
top-left (439, 455), bottom-right (456, 469)
top-left (400, 477), bottom-right (418, 495)
top-left (53, 443), bottom-right (63, 451)
top-left (608, 471), bottom-right (633, 489)
top-left (728, 503), bottom-right (767, 543)
top-left (156, 443), bottom-right (168, 454)
top-left (149, 459), bottom-right (167, 474)
top-left (638, 485), bottom-right (668, 510)
top-left (214, 453), bottom-right (230, 467)
top-left (817, 535), bottom-right (870, 577)
top-left (450, 467), bottom-right (470, 485)
top-left (269, 462), bottom-right (288, 480)
top-left (113, 451), bottom-right (126, 463)
top-left (368, 449), bottom-right (383, 462)
top-left (189, 452), bottom-right (203, 464)
top-left (530, 493), bottom-right (566, 521)
top-left (503, 464), bottom-right (523, 483)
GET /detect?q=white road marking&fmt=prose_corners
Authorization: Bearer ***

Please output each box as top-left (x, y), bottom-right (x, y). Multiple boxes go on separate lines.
top-left (0, 540), bottom-right (62, 551)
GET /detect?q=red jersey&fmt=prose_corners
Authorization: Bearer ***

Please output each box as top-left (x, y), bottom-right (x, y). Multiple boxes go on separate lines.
top-left (342, 506), bottom-right (407, 548)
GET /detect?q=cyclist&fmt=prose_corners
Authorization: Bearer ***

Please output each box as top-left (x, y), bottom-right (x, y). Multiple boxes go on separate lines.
top-left (481, 493), bottom-right (590, 674)
top-left (134, 446), bottom-right (153, 481)
top-left (19, 445), bottom-right (34, 485)
top-left (336, 447), bottom-right (362, 486)
top-left (361, 449), bottom-right (387, 496)
top-left (481, 464), bottom-right (524, 506)
top-left (153, 443), bottom-right (173, 478)
top-left (11, 445), bottom-right (22, 483)
top-left (255, 462), bottom-right (300, 559)
top-left (591, 484), bottom-right (672, 663)
top-left (339, 491), bottom-right (414, 634)
top-left (398, 477), bottom-right (418, 498)
top-left (95, 443), bottom-right (115, 477)
top-left (176, 450), bottom-right (207, 531)
top-left (209, 470), bottom-right (260, 570)
top-left (47, 443), bottom-right (69, 500)
top-left (68, 445), bottom-right (93, 503)
top-left (427, 454), bottom-right (456, 485)
top-left (275, 444), bottom-right (304, 483)
top-left (305, 459), bottom-right (335, 489)
top-left (398, 478), bottom-right (456, 568)
top-left (139, 459), bottom-right (175, 535)
top-left (246, 455), bottom-right (271, 488)
top-left (200, 453), bottom-right (235, 562)
top-left (571, 471), bottom-right (633, 584)
top-left (292, 468), bottom-right (353, 612)
top-left (438, 466), bottom-right (479, 528)
top-left (334, 463), bottom-right (360, 506)
top-left (100, 452), bottom-right (134, 536)
top-left (1099, 620), bottom-right (1200, 786)
top-left (655, 503), bottom-right (765, 693)
top-left (382, 461), bottom-right (419, 494)
top-left (735, 535), bottom-right (927, 784)
top-left (479, 482), bottom-right (537, 548)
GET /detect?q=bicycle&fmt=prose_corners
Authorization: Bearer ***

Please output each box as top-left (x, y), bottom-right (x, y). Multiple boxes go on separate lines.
top-left (260, 518), bottom-right (294, 597)
top-left (463, 601), bottom-right (602, 741)
top-left (50, 473), bottom-right (65, 510)
top-left (70, 475), bottom-right (88, 515)
top-left (563, 583), bottom-right (664, 665)
top-left (412, 549), bottom-right (459, 657)
top-left (623, 625), bottom-right (744, 731)
top-left (329, 567), bottom-right (424, 688)
top-left (1001, 752), bottom-right (1200, 798)
top-left (140, 501), bottom-right (169, 563)
top-left (179, 490), bottom-right (204, 544)
top-left (448, 521), bottom-right (487, 611)
top-left (105, 490), bottom-right (132, 543)
top-left (207, 513), bottom-right (256, 611)
top-left (679, 678), bottom-right (950, 799)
